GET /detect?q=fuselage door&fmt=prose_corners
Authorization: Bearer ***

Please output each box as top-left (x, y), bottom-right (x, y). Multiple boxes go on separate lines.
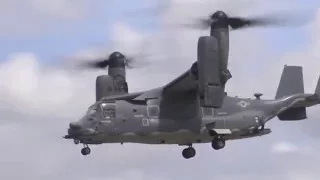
top-left (143, 105), bottom-right (160, 128)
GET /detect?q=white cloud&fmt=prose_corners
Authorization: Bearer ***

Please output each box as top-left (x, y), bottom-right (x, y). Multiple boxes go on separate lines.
top-left (1, 0), bottom-right (320, 180)
top-left (0, 52), bottom-right (96, 119)
top-left (271, 141), bottom-right (298, 153)
top-left (0, 0), bottom-right (103, 37)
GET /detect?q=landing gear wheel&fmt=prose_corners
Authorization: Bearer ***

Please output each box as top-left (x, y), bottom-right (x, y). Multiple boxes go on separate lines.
top-left (211, 137), bottom-right (225, 150)
top-left (81, 147), bottom-right (91, 156)
top-left (182, 147), bottom-right (196, 159)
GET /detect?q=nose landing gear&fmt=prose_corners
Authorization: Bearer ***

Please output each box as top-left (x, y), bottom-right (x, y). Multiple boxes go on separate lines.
top-left (81, 144), bottom-right (91, 156)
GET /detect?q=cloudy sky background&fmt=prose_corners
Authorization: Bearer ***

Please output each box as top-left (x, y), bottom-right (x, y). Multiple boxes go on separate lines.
top-left (1, 0), bottom-right (320, 179)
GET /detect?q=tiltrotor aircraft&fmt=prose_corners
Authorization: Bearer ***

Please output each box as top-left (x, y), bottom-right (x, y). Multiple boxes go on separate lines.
top-left (64, 11), bottom-right (317, 159)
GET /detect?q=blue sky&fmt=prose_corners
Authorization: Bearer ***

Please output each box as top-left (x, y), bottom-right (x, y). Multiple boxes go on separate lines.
top-left (250, 0), bottom-right (319, 55)
top-left (0, 0), bottom-right (319, 65)
top-left (0, 0), bottom-right (161, 63)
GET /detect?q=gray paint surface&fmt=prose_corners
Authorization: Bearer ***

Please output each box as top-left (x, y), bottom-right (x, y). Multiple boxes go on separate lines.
top-left (65, 65), bottom-right (320, 155)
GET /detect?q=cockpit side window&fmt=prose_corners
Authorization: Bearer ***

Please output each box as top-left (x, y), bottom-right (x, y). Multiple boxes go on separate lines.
top-left (100, 103), bottom-right (116, 119)
top-left (87, 105), bottom-right (97, 116)
top-left (87, 109), bottom-right (97, 116)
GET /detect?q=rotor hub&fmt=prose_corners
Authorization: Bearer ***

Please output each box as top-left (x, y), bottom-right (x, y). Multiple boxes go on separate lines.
top-left (109, 51), bottom-right (125, 59)
top-left (211, 11), bottom-right (228, 19)
top-left (108, 51), bottom-right (126, 68)
top-left (210, 11), bottom-right (229, 28)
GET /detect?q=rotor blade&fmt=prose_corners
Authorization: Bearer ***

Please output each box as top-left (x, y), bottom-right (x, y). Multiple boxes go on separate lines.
top-left (80, 59), bottom-right (109, 69)
top-left (228, 17), bottom-right (269, 29)
top-left (125, 59), bottom-right (134, 69)
top-left (228, 17), bottom-right (284, 30)
top-left (177, 18), bottom-right (212, 29)
top-left (54, 54), bottom-right (105, 71)
top-left (58, 42), bottom-right (116, 70)
top-left (177, 10), bottom-right (310, 30)
top-left (229, 11), bottom-right (310, 30)
top-left (124, 55), bottom-right (152, 69)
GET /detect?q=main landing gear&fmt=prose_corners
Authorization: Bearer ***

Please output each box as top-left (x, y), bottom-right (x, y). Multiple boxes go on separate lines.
top-left (211, 136), bottom-right (226, 150)
top-left (182, 145), bottom-right (196, 159)
top-left (181, 136), bottom-right (226, 159)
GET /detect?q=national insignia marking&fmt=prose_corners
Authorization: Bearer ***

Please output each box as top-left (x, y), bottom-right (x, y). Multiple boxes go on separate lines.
top-left (237, 100), bottom-right (250, 108)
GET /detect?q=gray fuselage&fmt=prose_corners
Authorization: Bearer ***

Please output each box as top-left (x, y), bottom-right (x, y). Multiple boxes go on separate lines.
top-left (68, 90), bottom-right (313, 146)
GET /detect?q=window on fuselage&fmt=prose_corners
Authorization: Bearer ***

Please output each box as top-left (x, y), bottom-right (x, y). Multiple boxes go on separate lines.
top-left (147, 105), bottom-right (159, 118)
top-left (100, 103), bottom-right (116, 119)
top-left (202, 107), bottom-right (213, 116)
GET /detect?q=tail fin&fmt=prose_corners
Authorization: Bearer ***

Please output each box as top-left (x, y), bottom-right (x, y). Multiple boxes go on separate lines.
top-left (275, 65), bottom-right (304, 99)
top-left (315, 75), bottom-right (320, 97)
top-left (276, 65), bottom-right (306, 121)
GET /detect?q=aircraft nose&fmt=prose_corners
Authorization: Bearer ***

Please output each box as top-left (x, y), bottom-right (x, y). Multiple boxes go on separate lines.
top-left (69, 122), bottom-right (81, 130)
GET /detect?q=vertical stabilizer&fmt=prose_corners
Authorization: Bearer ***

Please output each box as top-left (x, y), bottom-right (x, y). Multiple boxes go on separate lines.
top-left (276, 65), bottom-right (306, 121)
top-left (315, 75), bottom-right (320, 97)
top-left (275, 65), bottom-right (304, 99)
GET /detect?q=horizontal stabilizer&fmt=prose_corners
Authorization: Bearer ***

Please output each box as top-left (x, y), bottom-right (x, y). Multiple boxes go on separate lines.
top-left (277, 107), bottom-right (307, 121)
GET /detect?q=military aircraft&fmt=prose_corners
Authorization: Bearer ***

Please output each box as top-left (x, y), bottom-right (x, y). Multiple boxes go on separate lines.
top-left (64, 63), bottom-right (320, 159)
top-left (64, 11), bottom-right (316, 159)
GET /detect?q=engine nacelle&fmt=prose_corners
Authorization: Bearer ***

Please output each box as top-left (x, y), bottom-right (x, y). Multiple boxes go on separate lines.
top-left (96, 75), bottom-right (114, 101)
top-left (95, 52), bottom-right (129, 101)
top-left (95, 75), bottom-right (128, 101)
top-left (197, 36), bottom-right (226, 108)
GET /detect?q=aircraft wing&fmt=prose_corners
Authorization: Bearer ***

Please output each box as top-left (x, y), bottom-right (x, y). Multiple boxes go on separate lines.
top-left (103, 67), bottom-right (198, 103)
top-left (158, 65), bottom-right (202, 120)
top-left (162, 37), bottom-right (229, 109)
top-left (162, 68), bottom-right (198, 95)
